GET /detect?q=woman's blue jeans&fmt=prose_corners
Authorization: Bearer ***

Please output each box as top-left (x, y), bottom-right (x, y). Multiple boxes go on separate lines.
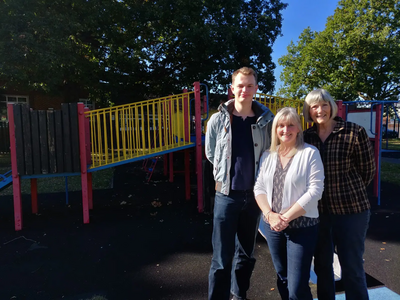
top-left (314, 210), bottom-right (370, 300)
top-left (208, 190), bottom-right (261, 300)
top-left (260, 220), bottom-right (318, 300)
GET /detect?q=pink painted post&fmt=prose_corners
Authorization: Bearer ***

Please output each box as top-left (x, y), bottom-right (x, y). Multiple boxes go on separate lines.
top-left (163, 102), bottom-right (168, 177)
top-left (169, 152), bottom-right (174, 182)
top-left (8, 104), bottom-right (23, 230)
top-left (84, 107), bottom-right (93, 209)
top-left (77, 103), bottom-right (90, 224)
top-left (31, 178), bottom-right (38, 214)
top-left (163, 154), bottom-right (168, 177)
top-left (185, 149), bottom-right (191, 200)
top-left (373, 104), bottom-right (382, 197)
top-left (336, 100), bottom-right (345, 119)
top-left (193, 82), bottom-right (204, 212)
top-left (88, 173), bottom-right (93, 210)
top-left (84, 107), bottom-right (91, 164)
top-left (183, 88), bottom-right (189, 142)
top-left (183, 89), bottom-right (191, 199)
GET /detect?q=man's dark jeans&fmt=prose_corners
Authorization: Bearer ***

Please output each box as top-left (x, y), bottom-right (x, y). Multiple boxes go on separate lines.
top-left (208, 190), bottom-right (261, 300)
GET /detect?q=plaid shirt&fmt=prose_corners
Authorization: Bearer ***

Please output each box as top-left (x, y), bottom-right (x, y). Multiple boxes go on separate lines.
top-left (304, 117), bottom-right (376, 214)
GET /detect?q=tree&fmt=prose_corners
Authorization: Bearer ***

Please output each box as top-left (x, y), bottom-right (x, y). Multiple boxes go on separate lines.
top-left (278, 0), bottom-right (400, 101)
top-left (0, 0), bottom-right (287, 105)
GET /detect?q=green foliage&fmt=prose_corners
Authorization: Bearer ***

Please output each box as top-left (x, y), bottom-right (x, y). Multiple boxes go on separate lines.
top-left (278, 0), bottom-right (400, 101)
top-left (0, 0), bottom-right (287, 105)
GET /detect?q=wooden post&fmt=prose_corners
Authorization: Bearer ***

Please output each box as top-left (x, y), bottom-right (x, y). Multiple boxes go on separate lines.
top-left (8, 103), bottom-right (23, 231)
top-left (78, 103), bottom-right (90, 224)
top-left (193, 82), bottom-right (204, 212)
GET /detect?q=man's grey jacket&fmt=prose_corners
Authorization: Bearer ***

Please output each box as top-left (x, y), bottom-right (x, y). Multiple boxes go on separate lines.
top-left (205, 99), bottom-right (274, 195)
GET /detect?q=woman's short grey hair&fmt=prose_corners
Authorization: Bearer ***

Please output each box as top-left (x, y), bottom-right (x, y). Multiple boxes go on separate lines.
top-left (270, 107), bottom-right (304, 153)
top-left (303, 88), bottom-right (338, 122)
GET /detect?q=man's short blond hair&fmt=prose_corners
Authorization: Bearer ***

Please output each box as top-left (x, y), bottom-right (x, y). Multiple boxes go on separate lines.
top-left (232, 67), bottom-right (258, 84)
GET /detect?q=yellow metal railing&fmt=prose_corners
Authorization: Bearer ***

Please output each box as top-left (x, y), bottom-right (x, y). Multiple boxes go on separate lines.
top-left (205, 94), bottom-right (308, 130)
top-left (86, 92), bottom-right (194, 169)
top-left (254, 93), bottom-right (308, 129)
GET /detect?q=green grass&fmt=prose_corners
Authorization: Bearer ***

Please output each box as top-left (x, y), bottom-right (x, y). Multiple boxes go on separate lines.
top-left (381, 139), bottom-right (400, 186)
top-left (0, 154), bottom-right (114, 195)
top-left (0, 153), bottom-right (10, 167)
top-left (382, 138), bottom-right (400, 150)
top-left (381, 161), bottom-right (400, 186)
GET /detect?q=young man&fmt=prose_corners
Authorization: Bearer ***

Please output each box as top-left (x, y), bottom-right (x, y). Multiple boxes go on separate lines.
top-left (205, 67), bottom-right (274, 300)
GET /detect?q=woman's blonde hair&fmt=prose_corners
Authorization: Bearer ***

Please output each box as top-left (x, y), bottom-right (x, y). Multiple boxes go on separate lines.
top-left (303, 88), bottom-right (338, 122)
top-left (270, 107), bottom-right (304, 153)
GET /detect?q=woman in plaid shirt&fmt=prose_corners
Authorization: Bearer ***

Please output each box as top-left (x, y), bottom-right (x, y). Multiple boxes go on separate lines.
top-left (303, 89), bottom-right (376, 300)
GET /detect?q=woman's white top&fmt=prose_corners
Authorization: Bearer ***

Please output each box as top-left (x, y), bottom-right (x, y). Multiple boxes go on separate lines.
top-left (254, 143), bottom-right (324, 218)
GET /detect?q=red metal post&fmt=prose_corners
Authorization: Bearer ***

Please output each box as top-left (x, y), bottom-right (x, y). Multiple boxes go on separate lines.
top-left (203, 95), bottom-right (207, 114)
top-left (183, 89), bottom-right (191, 200)
top-left (163, 154), bottom-right (168, 177)
top-left (169, 152), bottom-right (174, 182)
top-left (31, 178), bottom-right (38, 214)
top-left (168, 100), bottom-right (174, 182)
top-left (183, 88), bottom-right (189, 142)
top-left (374, 104), bottom-right (382, 197)
top-left (162, 101), bottom-right (168, 177)
top-left (336, 100), bottom-right (345, 119)
top-left (84, 107), bottom-right (93, 209)
top-left (88, 172), bottom-right (93, 210)
top-left (78, 103), bottom-right (90, 224)
top-left (8, 104), bottom-right (23, 230)
top-left (84, 107), bottom-right (91, 164)
top-left (193, 82), bottom-right (204, 212)
top-left (185, 149), bottom-right (190, 200)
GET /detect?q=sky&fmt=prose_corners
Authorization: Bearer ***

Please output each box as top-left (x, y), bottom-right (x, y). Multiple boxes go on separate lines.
top-left (271, 0), bottom-right (340, 93)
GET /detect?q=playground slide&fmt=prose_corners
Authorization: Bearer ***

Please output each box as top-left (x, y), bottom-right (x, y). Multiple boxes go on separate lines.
top-left (0, 170), bottom-right (12, 192)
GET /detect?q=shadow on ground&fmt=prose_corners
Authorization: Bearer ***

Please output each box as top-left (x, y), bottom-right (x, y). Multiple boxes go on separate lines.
top-left (0, 161), bottom-right (399, 299)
